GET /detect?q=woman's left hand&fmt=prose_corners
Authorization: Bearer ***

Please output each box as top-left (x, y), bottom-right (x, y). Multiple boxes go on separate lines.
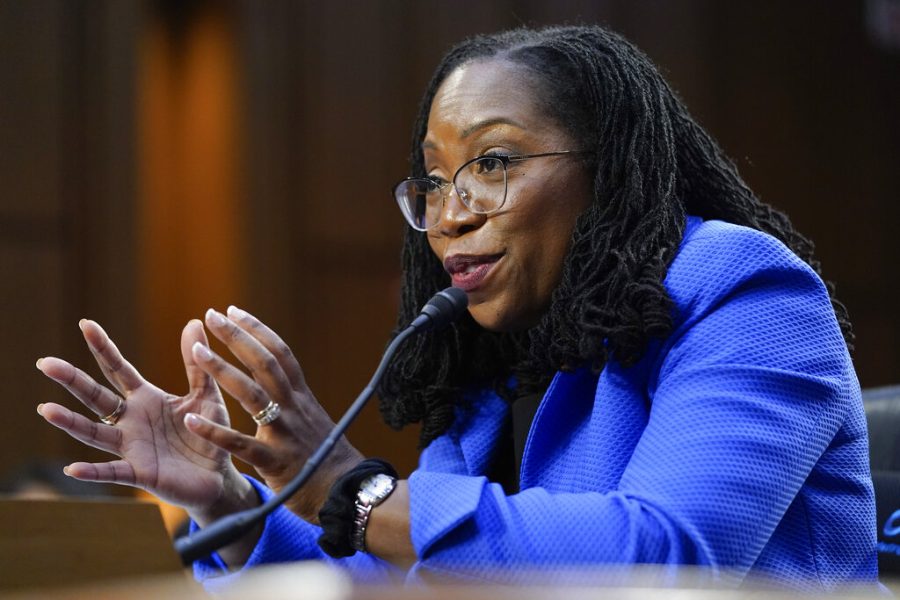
top-left (184, 306), bottom-right (364, 524)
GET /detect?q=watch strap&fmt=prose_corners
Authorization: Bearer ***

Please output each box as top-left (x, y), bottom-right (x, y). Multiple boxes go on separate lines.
top-left (350, 473), bottom-right (397, 553)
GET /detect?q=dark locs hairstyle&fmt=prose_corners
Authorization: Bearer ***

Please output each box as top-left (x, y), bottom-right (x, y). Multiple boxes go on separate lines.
top-left (378, 25), bottom-right (854, 448)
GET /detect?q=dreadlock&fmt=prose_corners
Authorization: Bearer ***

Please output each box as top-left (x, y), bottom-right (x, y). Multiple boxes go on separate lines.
top-left (378, 25), bottom-right (854, 448)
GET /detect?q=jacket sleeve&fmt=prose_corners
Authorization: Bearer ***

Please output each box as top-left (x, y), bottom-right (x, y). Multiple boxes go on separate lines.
top-left (406, 225), bottom-right (854, 583)
top-left (193, 476), bottom-right (399, 593)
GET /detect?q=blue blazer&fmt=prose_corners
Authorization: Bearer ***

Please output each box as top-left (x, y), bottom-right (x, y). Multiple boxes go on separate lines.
top-left (195, 218), bottom-right (879, 592)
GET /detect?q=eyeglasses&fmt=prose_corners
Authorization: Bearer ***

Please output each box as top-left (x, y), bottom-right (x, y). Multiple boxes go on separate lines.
top-left (393, 150), bottom-right (589, 231)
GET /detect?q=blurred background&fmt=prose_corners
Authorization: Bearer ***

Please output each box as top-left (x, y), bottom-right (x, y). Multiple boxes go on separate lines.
top-left (1, 0), bottom-right (898, 524)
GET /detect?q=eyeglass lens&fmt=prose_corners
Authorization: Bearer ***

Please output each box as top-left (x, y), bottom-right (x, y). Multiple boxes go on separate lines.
top-left (396, 156), bottom-right (508, 230)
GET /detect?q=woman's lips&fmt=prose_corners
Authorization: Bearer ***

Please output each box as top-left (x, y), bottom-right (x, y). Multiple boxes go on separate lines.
top-left (444, 253), bottom-right (503, 292)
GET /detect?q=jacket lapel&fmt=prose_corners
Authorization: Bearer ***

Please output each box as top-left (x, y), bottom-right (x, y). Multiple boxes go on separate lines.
top-left (520, 367), bottom-right (599, 489)
top-left (456, 390), bottom-right (509, 476)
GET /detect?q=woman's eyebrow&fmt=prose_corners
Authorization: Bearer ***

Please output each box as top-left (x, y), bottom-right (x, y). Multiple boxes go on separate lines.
top-left (460, 117), bottom-right (525, 139)
top-left (422, 117), bottom-right (526, 152)
top-left (422, 117), bottom-right (525, 150)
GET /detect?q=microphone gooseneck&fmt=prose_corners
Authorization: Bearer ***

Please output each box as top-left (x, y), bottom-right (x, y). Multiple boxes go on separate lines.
top-left (175, 286), bottom-right (468, 564)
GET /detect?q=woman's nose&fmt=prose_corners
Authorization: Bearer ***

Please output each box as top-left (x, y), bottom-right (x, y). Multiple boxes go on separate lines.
top-left (433, 184), bottom-right (485, 237)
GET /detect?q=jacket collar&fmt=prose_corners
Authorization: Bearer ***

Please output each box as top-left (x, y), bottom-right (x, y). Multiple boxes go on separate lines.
top-left (446, 367), bottom-right (598, 485)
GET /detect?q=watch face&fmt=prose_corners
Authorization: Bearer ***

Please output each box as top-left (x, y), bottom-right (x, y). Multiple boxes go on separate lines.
top-left (360, 473), bottom-right (396, 505)
top-left (370, 474), bottom-right (393, 495)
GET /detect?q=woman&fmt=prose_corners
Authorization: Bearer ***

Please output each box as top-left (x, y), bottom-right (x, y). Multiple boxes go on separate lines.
top-left (35, 25), bottom-right (877, 591)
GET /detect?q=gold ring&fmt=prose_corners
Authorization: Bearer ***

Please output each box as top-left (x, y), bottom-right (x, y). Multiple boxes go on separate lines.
top-left (100, 397), bottom-right (125, 425)
top-left (252, 401), bottom-right (281, 426)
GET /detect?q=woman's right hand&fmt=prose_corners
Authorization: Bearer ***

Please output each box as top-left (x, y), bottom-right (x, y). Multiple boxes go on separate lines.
top-left (35, 319), bottom-right (256, 525)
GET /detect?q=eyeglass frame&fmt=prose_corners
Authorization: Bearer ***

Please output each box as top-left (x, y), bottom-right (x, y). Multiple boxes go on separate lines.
top-left (392, 150), bottom-right (592, 232)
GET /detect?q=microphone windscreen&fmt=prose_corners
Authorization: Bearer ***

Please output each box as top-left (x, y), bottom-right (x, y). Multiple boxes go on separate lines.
top-left (414, 287), bottom-right (468, 332)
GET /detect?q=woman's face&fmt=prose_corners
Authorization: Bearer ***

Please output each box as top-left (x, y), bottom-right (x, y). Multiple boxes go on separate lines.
top-left (424, 59), bottom-right (593, 332)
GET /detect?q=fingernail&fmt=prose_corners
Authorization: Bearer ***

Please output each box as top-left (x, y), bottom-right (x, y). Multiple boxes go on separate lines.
top-left (36, 403), bottom-right (44, 416)
top-left (35, 358), bottom-right (43, 369)
top-left (205, 308), bottom-right (227, 327)
top-left (192, 341), bottom-right (213, 361)
top-left (185, 413), bottom-right (201, 427)
top-left (78, 319), bottom-right (87, 331)
top-left (62, 466), bottom-right (70, 476)
top-left (227, 305), bottom-right (248, 321)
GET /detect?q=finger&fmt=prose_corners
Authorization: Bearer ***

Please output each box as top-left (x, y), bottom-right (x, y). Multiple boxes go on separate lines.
top-left (204, 308), bottom-right (294, 402)
top-left (180, 319), bottom-right (217, 398)
top-left (37, 356), bottom-right (126, 421)
top-left (37, 402), bottom-right (120, 455)
top-left (79, 319), bottom-right (144, 395)
top-left (191, 341), bottom-right (274, 418)
top-left (226, 306), bottom-right (307, 390)
top-left (64, 460), bottom-right (137, 486)
top-left (184, 413), bottom-right (277, 469)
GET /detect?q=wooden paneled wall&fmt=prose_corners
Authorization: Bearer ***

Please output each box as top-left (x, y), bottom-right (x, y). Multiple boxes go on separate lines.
top-left (1, 1), bottom-right (898, 485)
top-left (0, 1), bottom-right (139, 473)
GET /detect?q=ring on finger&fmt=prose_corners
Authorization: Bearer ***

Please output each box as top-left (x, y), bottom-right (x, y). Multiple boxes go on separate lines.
top-left (252, 400), bottom-right (281, 426)
top-left (100, 397), bottom-right (125, 425)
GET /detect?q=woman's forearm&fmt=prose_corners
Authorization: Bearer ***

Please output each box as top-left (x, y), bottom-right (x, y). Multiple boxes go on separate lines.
top-left (365, 480), bottom-right (416, 568)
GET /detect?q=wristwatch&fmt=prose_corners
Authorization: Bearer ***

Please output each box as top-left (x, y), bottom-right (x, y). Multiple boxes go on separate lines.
top-left (350, 473), bottom-right (397, 553)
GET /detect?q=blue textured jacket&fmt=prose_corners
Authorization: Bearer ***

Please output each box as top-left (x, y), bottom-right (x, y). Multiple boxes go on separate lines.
top-left (196, 218), bottom-right (879, 592)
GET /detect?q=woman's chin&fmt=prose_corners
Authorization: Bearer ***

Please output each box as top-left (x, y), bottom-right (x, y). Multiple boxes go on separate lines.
top-left (468, 302), bottom-right (539, 333)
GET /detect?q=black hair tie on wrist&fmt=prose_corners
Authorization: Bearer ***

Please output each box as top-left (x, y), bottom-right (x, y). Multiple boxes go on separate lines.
top-left (317, 458), bottom-right (398, 558)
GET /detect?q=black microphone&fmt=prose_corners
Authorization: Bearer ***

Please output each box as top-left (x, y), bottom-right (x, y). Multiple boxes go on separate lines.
top-left (409, 286), bottom-right (468, 333)
top-left (175, 286), bottom-right (468, 564)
